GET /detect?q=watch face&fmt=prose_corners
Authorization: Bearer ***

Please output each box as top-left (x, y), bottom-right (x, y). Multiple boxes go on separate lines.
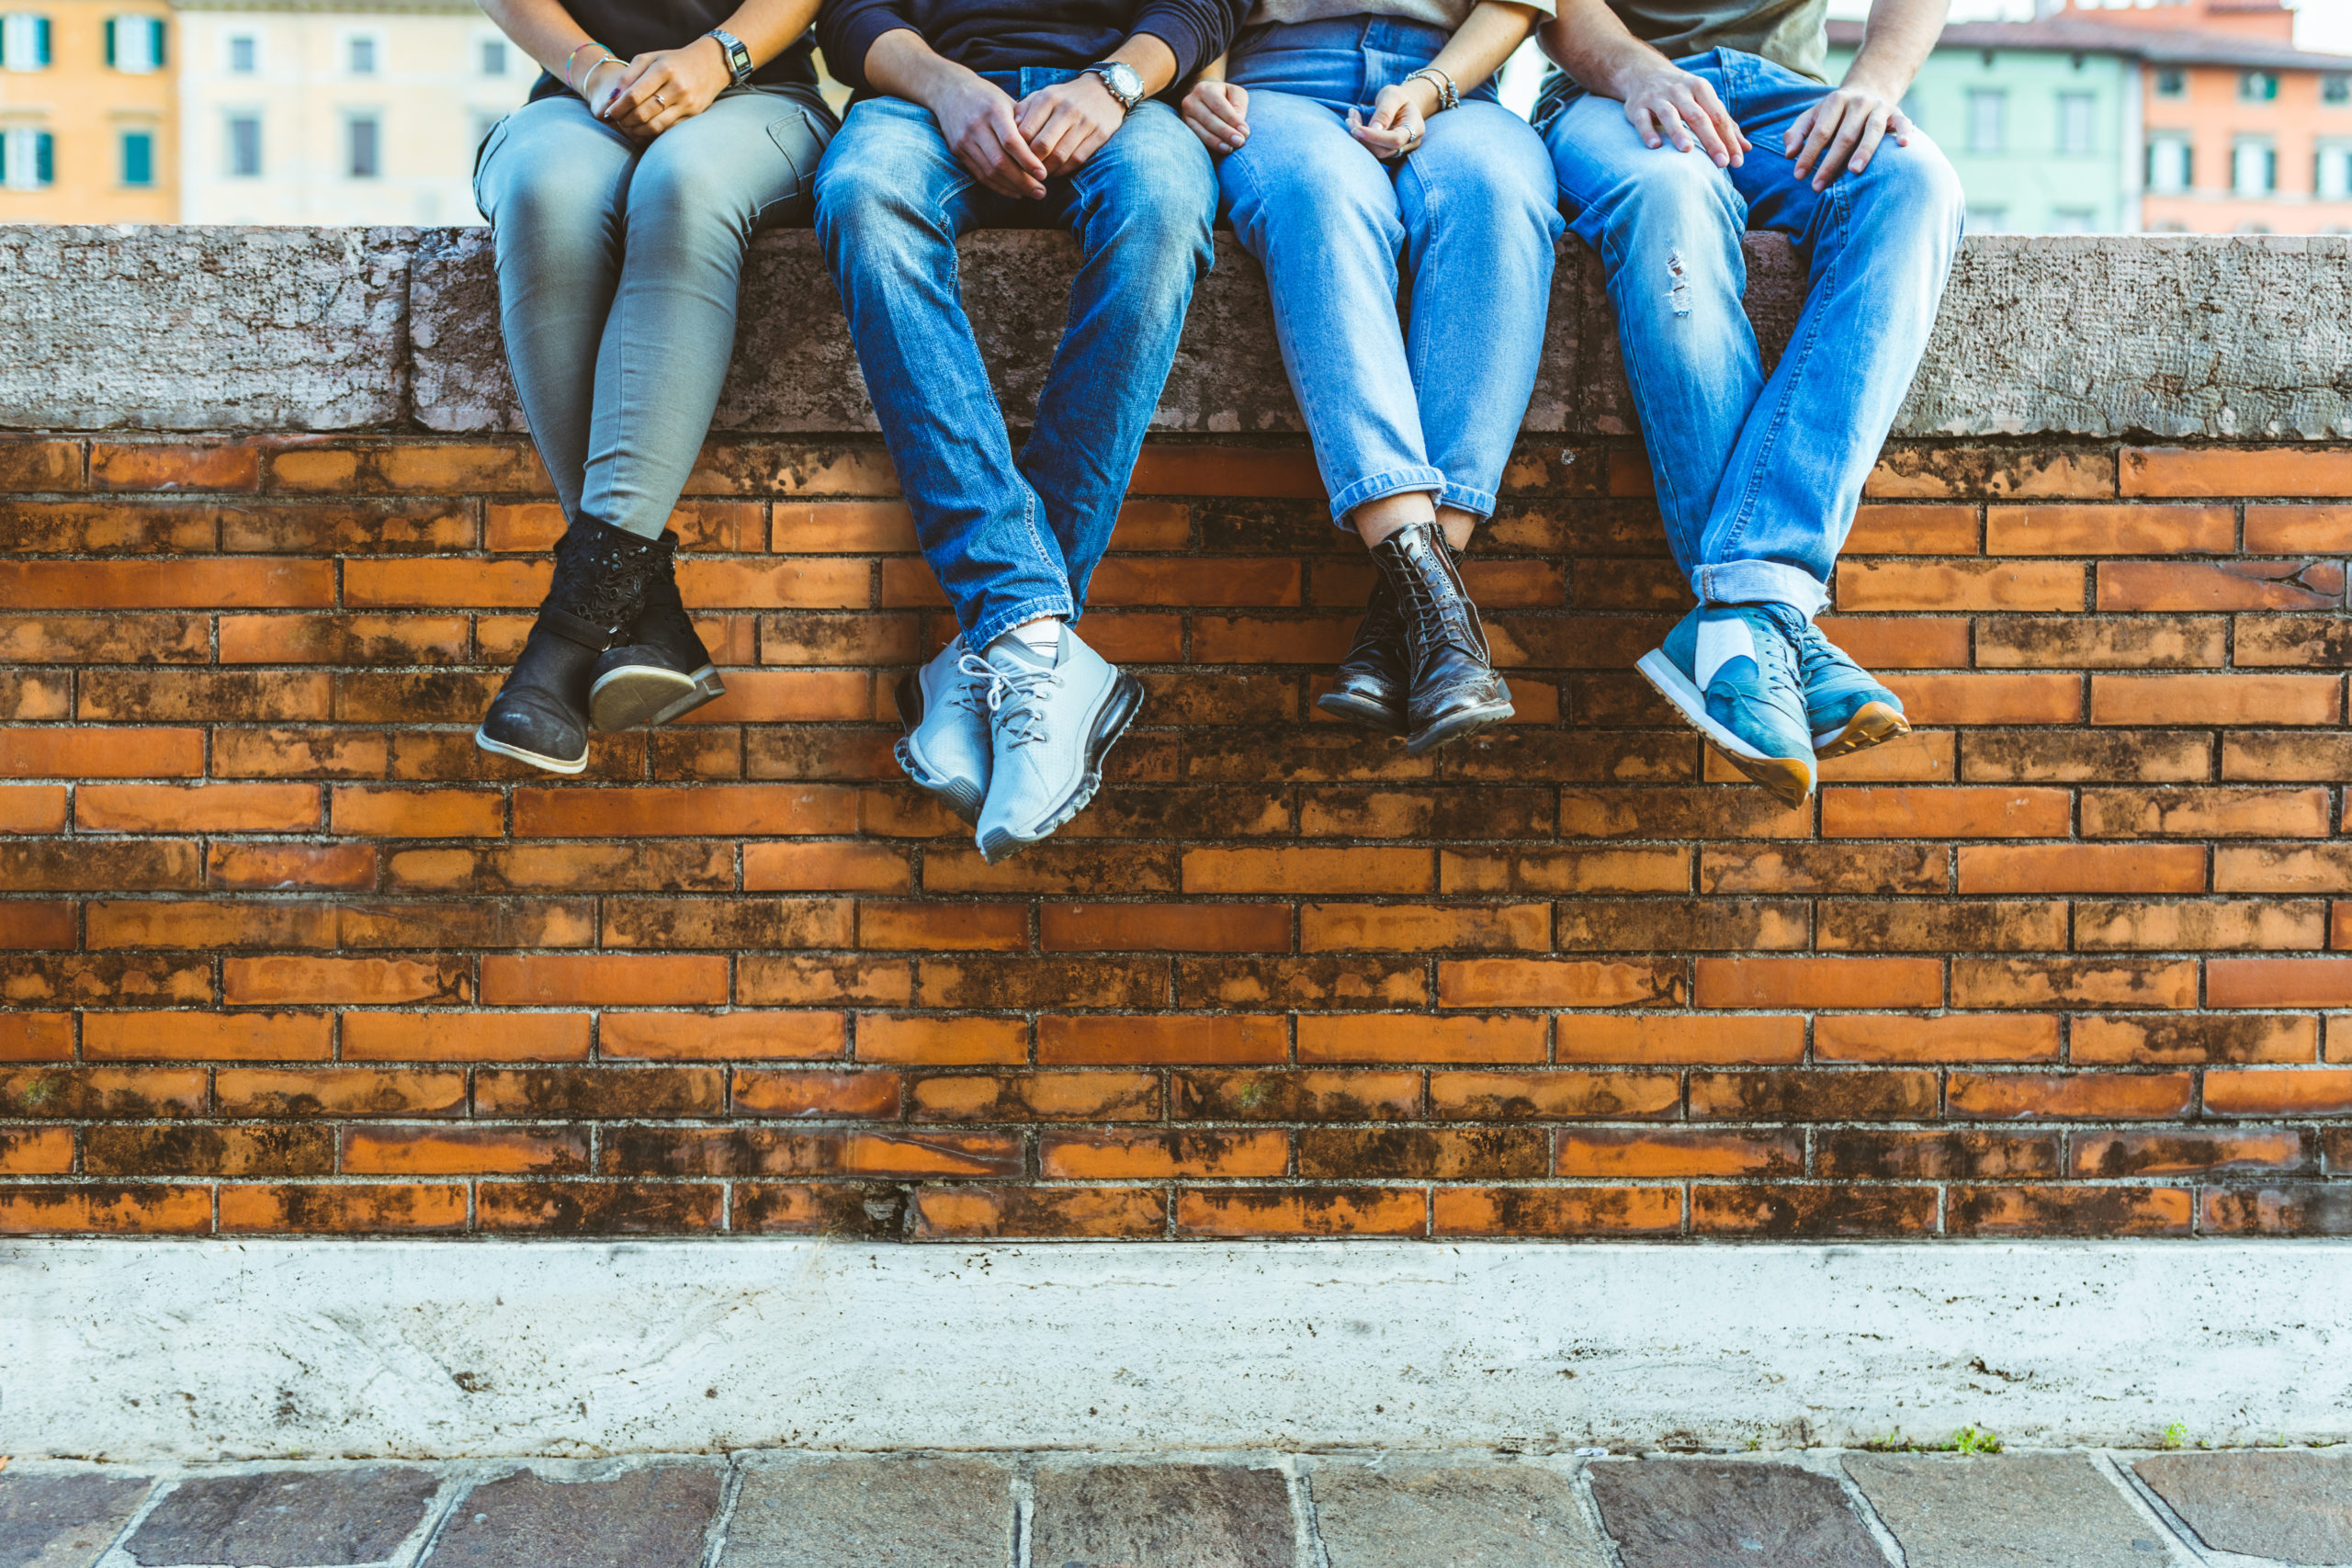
top-left (1104, 62), bottom-right (1141, 100)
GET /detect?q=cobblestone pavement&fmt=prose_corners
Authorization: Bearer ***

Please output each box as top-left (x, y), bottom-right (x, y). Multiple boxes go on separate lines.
top-left (5, 1449), bottom-right (2349, 1567)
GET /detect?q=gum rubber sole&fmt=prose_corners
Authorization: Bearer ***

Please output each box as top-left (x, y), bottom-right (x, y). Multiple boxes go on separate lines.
top-left (1316, 690), bottom-right (1408, 737)
top-left (978, 673), bottom-right (1146, 864)
top-left (1635, 648), bottom-right (1816, 808)
top-left (893, 671), bottom-right (988, 825)
top-left (1813, 700), bottom-right (1911, 761)
top-left (473, 728), bottom-right (587, 776)
top-left (589, 664), bottom-right (726, 732)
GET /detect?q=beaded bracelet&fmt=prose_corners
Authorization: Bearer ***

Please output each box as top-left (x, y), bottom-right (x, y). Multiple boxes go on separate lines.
top-left (1406, 65), bottom-right (1460, 113)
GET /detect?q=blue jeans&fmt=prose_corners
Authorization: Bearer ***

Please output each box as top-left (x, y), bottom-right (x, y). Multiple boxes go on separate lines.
top-left (1220, 17), bottom-right (1562, 526)
top-left (474, 88), bottom-right (835, 539)
top-left (1540, 50), bottom-right (1963, 615)
top-left (814, 82), bottom-right (1217, 650)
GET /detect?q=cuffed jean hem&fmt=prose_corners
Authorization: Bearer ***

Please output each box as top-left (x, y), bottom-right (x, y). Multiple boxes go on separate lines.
top-left (967, 593), bottom-right (1079, 656)
top-left (1328, 466), bottom-right (1449, 529)
top-left (1438, 480), bottom-right (1497, 520)
top-left (1695, 560), bottom-right (1830, 618)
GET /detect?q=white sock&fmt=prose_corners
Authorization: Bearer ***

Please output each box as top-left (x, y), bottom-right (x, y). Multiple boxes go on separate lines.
top-left (1010, 618), bottom-right (1062, 658)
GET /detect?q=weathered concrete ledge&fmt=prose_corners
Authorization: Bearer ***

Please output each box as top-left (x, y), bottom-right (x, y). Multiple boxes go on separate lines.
top-left (7, 1240), bottom-right (2351, 1461)
top-left (5, 226), bottom-right (2349, 441)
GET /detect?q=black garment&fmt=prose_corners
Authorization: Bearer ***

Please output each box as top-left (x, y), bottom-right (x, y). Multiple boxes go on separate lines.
top-left (526, 0), bottom-right (820, 101)
top-left (815, 0), bottom-right (1245, 96)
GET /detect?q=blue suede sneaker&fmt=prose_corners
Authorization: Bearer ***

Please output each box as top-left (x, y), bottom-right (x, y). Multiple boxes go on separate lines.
top-left (974, 625), bottom-right (1146, 863)
top-left (1636, 604), bottom-right (1818, 807)
top-left (893, 637), bottom-right (994, 824)
top-left (1791, 619), bottom-right (1911, 760)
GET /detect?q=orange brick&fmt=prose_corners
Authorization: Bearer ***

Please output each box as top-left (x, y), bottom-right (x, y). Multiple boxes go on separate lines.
top-left (2092, 674), bottom-right (2340, 727)
top-left (1434, 1187), bottom-right (1682, 1236)
top-left (1042, 1128), bottom-right (1288, 1179)
top-left (1823, 786), bottom-right (2068, 840)
top-left (1299, 902), bottom-right (1546, 953)
top-left (220, 1183), bottom-right (468, 1233)
top-left (2245, 504), bottom-right (2352, 553)
top-left (1429, 1069), bottom-right (1679, 1119)
top-left (1182, 846), bottom-right (1431, 896)
top-left (2215, 845), bottom-right (2352, 894)
top-left (858, 1014), bottom-right (1029, 1065)
top-left (733, 1067), bottom-right (903, 1118)
top-left (1815, 1014), bottom-right (2060, 1063)
top-left (1437, 958), bottom-right (1679, 1009)
top-left (1867, 447), bottom-right (2116, 501)
top-left (226, 955), bottom-right (467, 1006)
top-left (1693, 957), bottom-right (1941, 1009)
top-left (2121, 446), bottom-right (2352, 498)
top-left (0, 902), bottom-right (75, 949)
top-left (770, 499), bottom-right (917, 551)
top-left (342, 1011), bottom-right (590, 1062)
top-left (1128, 446), bottom-right (1323, 498)
top-left (514, 784), bottom-right (855, 837)
top-left (1441, 848), bottom-right (1690, 895)
top-left (87, 900), bottom-right (330, 954)
top-left (2205, 1067), bottom-right (2352, 1116)
top-left (1177, 1186), bottom-right (1424, 1236)
top-left (910, 1070), bottom-right (1158, 1122)
top-left (217, 1067), bottom-right (467, 1118)
top-left (1958, 845), bottom-right (2206, 895)
top-left (0, 1127), bottom-right (76, 1175)
top-left (0, 558), bottom-right (333, 608)
top-left (1556, 1129), bottom-right (1798, 1179)
top-left (0, 728), bottom-right (204, 779)
top-left (1038, 1014), bottom-right (1285, 1066)
top-left (2208, 958), bottom-right (2352, 1009)
top-left (0, 1185), bottom-right (214, 1235)
top-left (76, 783), bottom-right (319, 833)
top-left (1835, 559), bottom-right (2084, 612)
top-left (345, 558), bottom-right (547, 608)
top-left (1690, 1068), bottom-right (1936, 1121)
top-left (83, 1011), bottom-right (332, 1062)
top-left (0, 437), bottom-right (85, 491)
top-left (2100, 559), bottom-right (2345, 613)
top-left (1812, 616), bottom-right (1971, 671)
top-left (1951, 958), bottom-right (2197, 1010)
top-left (0, 1014), bottom-right (74, 1062)
top-left (1844, 503), bottom-right (1978, 554)
top-left (480, 954), bottom-right (726, 1007)
top-left (1884, 673), bottom-right (2083, 725)
top-left (1295, 1013), bottom-right (1544, 1064)
top-left (331, 787), bottom-right (505, 838)
top-left (1950, 1185), bottom-right (2193, 1236)
top-left (601, 1010), bottom-right (847, 1060)
top-left (1045, 902), bottom-right (1293, 953)
top-left (342, 1125), bottom-right (587, 1175)
top-left (2073, 1014), bottom-right (2315, 1066)
top-left (1555, 1014), bottom-right (1805, 1065)
top-left (858, 901), bottom-right (1027, 952)
top-left (2081, 786), bottom-right (2329, 840)
top-left (0, 785), bottom-right (67, 832)
top-left (90, 441), bottom-right (261, 492)
top-left (744, 841), bottom-right (913, 892)
top-left (208, 843), bottom-right (377, 891)
top-left (1985, 504), bottom-right (2232, 556)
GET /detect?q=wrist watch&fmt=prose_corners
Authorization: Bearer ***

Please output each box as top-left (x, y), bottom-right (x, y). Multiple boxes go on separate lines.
top-left (707, 28), bottom-right (755, 87)
top-left (1085, 59), bottom-right (1145, 114)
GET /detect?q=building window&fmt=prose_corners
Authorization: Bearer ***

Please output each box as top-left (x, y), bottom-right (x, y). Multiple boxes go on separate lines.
top-left (227, 32), bottom-right (254, 72)
top-left (2155, 68), bottom-right (2185, 97)
top-left (2147, 132), bottom-right (2193, 194)
top-left (0, 13), bottom-right (52, 70)
top-left (1966, 89), bottom-right (2007, 154)
top-left (226, 112), bottom-right (260, 176)
top-left (104, 14), bottom-right (164, 72)
top-left (2058, 91), bottom-right (2095, 155)
top-left (347, 33), bottom-right (376, 74)
top-left (2050, 207), bottom-right (2097, 233)
top-left (2327, 74), bottom-right (2351, 106)
top-left (346, 113), bottom-right (380, 178)
top-left (0, 127), bottom-right (54, 187)
top-left (479, 37), bottom-right (505, 75)
top-left (2234, 136), bottom-right (2278, 196)
top-left (2318, 142), bottom-right (2352, 200)
top-left (2239, 71), bottom-right (2278, 103)
top-left (119, 128), bottom-right (152, 186)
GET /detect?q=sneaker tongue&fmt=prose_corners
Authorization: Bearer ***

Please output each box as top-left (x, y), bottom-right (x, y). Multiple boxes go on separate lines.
top-left (1693, 615), bottom-right (1758, 689)
top-left (991, 637), bottom-right (1056, 672)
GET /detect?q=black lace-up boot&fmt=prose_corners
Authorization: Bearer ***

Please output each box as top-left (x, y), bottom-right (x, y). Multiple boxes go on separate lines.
top-left (588, 533), bottom-right (727, 732)
top-left (1317, 564), bottom-right (1409, 735)
top-left (474, 518), bottom-right (668, 774)
top-left (1369, 521), bottom-right (1514, 755)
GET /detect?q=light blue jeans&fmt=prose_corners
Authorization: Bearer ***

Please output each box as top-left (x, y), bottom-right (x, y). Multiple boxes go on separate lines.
top-left (1540, 49), bottom-right (1964, 615)
top-left (1219, 17), bottom-right (1563, 527)
top-left (813, 81), bottom-right (1217, 651)
top-left (474, 88), bottom-right (836, 539)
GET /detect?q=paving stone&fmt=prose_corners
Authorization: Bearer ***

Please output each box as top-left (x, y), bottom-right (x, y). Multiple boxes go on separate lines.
top-left (0, 1472), bottom-right (152, 1568)
top-left (1308, 1460), bottom-right (1610, 1568)
top-left (126, 1467), bottom-right (436, 1567)
top-left (1030, 1463), bottom-right (1295, 1568)
top-left (1844, 1454), bottom-right (2166, 1567)
top-left (1585, 1461), bottom-right (1886, 1568)
top-left (424, 1465), bottom-right (719, 1568)
top-left (2135, 1452), bottom-right (2352, 1562)
top-left (715, 1457), bottom-right (1012, 1568)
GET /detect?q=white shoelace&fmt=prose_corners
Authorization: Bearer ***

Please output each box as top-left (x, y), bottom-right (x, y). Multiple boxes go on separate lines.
top-left (969, 654), bottom-right (1063, 749)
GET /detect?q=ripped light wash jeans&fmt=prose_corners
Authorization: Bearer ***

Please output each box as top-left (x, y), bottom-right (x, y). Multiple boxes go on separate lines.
top-left (1220, 17), bottom-right (1563, 526)
top-left (1540, 49), bottom-right (1964, 615)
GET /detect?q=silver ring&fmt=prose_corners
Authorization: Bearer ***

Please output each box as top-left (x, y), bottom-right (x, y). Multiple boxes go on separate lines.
top-left (654, 91), bottom-right (668, 107)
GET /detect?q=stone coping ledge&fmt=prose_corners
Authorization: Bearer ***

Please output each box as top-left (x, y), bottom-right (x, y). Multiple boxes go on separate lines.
top-left (4, 227), bottom-right (2348, 441)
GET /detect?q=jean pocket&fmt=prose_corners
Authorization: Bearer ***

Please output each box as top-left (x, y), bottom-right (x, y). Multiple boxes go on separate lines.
top-left (470, 115), bottom-right (514, 220)
top-left (757, 105), bottom-right (833, 224)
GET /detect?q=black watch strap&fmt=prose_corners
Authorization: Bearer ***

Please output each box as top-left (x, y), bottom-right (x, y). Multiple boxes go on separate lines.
top-left (1086, 62), bottom-right (1143, 113)
top-left (707, 28), bottom-right (754, 86)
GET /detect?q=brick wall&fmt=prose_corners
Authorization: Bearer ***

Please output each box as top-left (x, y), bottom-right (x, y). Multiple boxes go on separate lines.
top-left (4, 427), bottom-right (2348, 1241)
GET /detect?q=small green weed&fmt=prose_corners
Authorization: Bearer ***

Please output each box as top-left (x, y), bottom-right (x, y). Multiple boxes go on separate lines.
top-left (2161, 1423), bottom-right (2188, 1450)
top-left (1951, 1425), bottom-right (2005, 1455)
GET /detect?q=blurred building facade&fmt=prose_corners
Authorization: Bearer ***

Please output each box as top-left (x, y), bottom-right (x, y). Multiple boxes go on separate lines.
top-left (175, 0), bottom-right (526, 225)
top-left (0, 0), bottom-right (176, 221)
top-left (1834, 0), bottom-right (2352, 233)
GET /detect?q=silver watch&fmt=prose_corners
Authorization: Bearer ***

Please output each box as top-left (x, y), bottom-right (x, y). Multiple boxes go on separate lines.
top-left (707, 27), bottom-right (755, 87)
top-left (1085, 59), bottom-right (1144, 114)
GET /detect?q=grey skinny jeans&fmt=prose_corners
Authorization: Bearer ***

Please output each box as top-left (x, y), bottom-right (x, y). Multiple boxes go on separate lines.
top-left (473, 86), bottom-right (836, 539)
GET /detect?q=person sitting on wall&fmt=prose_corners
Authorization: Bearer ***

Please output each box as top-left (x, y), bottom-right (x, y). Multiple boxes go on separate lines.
top-left (813, 0), bottom-right (1244, 862)
top-left (1181, 2), bottom-right (1562, 757)
top-left (471, 0), bottom-right (838, 774)
top-left (1536, 0), bottom-right (1963, 806)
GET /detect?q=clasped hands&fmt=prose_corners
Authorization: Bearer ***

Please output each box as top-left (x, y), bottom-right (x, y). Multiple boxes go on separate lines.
top-left (582, 35), bottom-right (733, 141)
top-left (935, 70), bottom-right (1128, 197)
top-left (1182, 77), bottom-right (1441, 161)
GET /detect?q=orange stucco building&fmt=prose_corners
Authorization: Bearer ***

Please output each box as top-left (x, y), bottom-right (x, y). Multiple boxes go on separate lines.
top-left (0, 0), bottom-right (176, 222)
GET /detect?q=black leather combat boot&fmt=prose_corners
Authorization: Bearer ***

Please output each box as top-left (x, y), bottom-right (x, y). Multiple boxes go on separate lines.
top-left (1368, 522), bottom-right (1514, 755)
top-left (474, 517), bottom-right (668, 774)
top-left (1316, 564), bottom-right (1408, 735)
top-left (587, 532), bottom-right (727, 732)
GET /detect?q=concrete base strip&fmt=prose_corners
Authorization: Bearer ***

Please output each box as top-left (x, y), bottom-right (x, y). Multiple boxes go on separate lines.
top-left (6, 1239), bottom-right (2351, 1461)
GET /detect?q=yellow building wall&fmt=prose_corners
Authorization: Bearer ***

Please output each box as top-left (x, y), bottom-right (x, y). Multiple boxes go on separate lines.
top-left (0, 0), bottom-right (176, 221)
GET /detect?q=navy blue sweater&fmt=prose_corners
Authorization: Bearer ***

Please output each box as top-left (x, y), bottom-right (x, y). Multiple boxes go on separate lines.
top-left (816, 0), bottom-right (1245, 95)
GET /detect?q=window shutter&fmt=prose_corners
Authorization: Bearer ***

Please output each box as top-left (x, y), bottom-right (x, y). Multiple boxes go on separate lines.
top-left (35, 130), bottom-right (51, 185)
top-left (104, 17), bottom-right (115, 64)
top-left (37, 15), bottom-right (50, 63)
top-left (152, 16), bottom-right (164, 66)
